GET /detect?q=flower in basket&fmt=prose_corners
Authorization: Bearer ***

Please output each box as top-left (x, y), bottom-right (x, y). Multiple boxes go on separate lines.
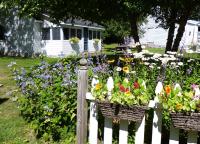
top-left (158, 83), bottom-right (200, 112)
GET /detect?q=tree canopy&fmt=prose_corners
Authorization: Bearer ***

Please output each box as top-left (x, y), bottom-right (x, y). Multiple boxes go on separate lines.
top-left (1, 0), bottom-right (200, 52)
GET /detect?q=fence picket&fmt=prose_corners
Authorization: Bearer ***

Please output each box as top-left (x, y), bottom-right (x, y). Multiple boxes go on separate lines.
top-left (119, 120), bottom-right (128, 144)
top-left (151, 103), bottom-right (162, 144)
top-left (89, 101), bottom-right (98, 144)
top-left (187, 131), bottom-right (198, 144)
top-left (104, 117), bottom-right (113, 144)
top-left (169, 125), bottom-right (179, 144)
top-left (135, 116), bottom-right (145, 144)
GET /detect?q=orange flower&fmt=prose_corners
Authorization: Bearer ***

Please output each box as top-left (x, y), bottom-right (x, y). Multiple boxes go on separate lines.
top-left (165, 85), bottom-right (171, 95)
top-left (95, 83), bottom-right (102, 90)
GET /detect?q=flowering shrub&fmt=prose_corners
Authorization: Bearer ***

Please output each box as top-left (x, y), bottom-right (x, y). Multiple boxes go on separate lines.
top-left (9, 56), bottom-right (80, 141)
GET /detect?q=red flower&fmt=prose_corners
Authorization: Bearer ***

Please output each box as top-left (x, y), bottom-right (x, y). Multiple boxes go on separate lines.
top-left (133, 81), bottom-right (140, 89)
top-left (119, 84), bottom-right (126, 92)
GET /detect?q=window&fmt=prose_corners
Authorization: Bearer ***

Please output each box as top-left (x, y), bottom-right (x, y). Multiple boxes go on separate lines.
top-left (71, 28), bottom-right (76, 37)
top-left (77, 29), bottom-right (82, 39)
top-left (63, 28), bottom-right (69, 40)
top-left (97, 31), bottom-right (100, 39)
top-left (42, 28), bottom-right (50, 40)
top-left (89, 30), bottom-right (92, 40)
top-left (52, 27), bottom-right (60, 40)
top-left (93, 31), bottom-right (97, 39)
top-left (198, 27), bottom-right (200, 32)
top-left (189, 31), bottom-right (191, 36)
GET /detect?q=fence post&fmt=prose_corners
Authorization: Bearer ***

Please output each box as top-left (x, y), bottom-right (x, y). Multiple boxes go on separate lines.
top-left (77, 58), bottom-right (88, 144)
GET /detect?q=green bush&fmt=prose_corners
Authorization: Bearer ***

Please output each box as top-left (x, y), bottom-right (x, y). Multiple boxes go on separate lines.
top-left (11, 56), bottom-right (80, 141)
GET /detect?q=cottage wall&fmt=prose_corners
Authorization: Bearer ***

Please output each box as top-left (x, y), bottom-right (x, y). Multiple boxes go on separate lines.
top-left (0, 9), bottom-right (40, 57)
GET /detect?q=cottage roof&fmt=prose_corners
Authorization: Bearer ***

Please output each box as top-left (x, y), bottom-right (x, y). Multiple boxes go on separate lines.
top-left (63, 18), bottom-right (104, 30)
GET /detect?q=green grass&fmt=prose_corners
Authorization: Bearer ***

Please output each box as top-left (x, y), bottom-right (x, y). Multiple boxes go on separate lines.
top-left (104, 43), bottom-right (118, 49)
top-left (145, 47), bottom-right (165, 54)
top-left (0, 57), bottom-right (58, 144)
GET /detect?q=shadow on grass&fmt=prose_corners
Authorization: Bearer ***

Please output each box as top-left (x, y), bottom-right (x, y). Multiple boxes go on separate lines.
top-left (0, 98), bottom-right (9, 104)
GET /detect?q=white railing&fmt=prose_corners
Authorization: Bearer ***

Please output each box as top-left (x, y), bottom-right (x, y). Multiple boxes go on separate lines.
top-left (86, 92), bottom-right (198, 144)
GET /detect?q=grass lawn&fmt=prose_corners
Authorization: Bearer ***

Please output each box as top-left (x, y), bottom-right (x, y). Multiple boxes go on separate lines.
top-left (0, 57), bottom-right (58, 143)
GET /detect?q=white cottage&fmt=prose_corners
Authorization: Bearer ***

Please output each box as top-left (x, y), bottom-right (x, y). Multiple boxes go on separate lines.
top-left (0, 9), bottom-right (104, 57)
top-left (140, 17), bottom-right (200, 52)
top-left (41, 18), bottom-right (104, 56)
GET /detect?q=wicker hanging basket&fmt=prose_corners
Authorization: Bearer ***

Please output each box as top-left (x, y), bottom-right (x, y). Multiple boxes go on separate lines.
top-left (170, 112), bottom-right (200, 131)
top-left (97, 101), bottom-right (148, 122)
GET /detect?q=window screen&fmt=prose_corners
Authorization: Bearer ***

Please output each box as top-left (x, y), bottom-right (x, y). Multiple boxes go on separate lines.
top-left (89, 30), bottom-right (92, 40)
top-left (52, 27), bottom-right (60, 40)
top-left (77, 29), bottom-right (82, 39)
top-left (63, 28), bottom-right (69, 40)
top-left (93, 31), bottom-right (97, 39)
top-left (71, 28), bottom-right (76, 37)
top-left (97, 31), bottom-right (100, 39)
top-left (42, 28), bottom-right (50, 40)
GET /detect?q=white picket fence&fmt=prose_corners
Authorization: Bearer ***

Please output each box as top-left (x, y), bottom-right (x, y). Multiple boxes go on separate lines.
top-left (86, 93), bottom-right (199, 144)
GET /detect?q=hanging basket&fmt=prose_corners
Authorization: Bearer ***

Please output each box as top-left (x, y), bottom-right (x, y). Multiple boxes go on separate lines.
top-left (97, 101), bottom-right (148, 122)
top-left (170, 112), bottom-right (200, 131)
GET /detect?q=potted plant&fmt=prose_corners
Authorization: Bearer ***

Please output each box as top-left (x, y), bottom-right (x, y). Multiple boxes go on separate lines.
top-left (158, 83), bottom-right (200, 131)
top-left (69, 37), bottom-right (80, 44)
top-left (91, 57), bottom-right (151, 122)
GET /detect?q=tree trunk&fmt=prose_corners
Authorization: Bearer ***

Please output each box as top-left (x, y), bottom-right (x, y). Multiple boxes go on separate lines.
top-left (165, 10), bottom-right (177, 53)
top-left (172, 10), bottom-right (191, 52)
top-left (129, 13), bottom-right (142, 52)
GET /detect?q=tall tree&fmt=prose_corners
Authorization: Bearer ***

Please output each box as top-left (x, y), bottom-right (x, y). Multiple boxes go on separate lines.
top-left (3, 0), bottom-right (154, 52)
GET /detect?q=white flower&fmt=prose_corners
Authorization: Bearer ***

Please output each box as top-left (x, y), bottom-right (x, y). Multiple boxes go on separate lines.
top-left (91, 76), bottom-right (99, 88)
top-left (174, 83), bottom-right (181, 91)
top-left (149, 65), bottom-right (154, 69)
top-left (142, 80), bottom-right (146, 89)
top-left (116, 67), bottom-right (122, 71)
top-left (144, 62), bottom-right (150, 65)
top-left (107, 77), bottom-right (114, 92)
top-left (194, 87), bottom-right (200, 97)
top-left (130, 71), bottom-right (136, 74)
top-left (133, 53), bottom-right (144, 59)
top-left (153, 54), bottom-right (162, 59)
top-left (174, 83), bottom-right (182, 96)
top-left (160, 58), bottom-right (169, 65)
top-left (157, 67), bottom-right (161, 69)
top-left (123, 78), bottom-right (129, 83)
top-left (163, 54), bottom-right (169, 57)
top-left (155, 82), bottom-right (163, 95)
top-left (167, 51), bottom-right (177, 55)
top-left (178, 62), bottom-right (183, 66)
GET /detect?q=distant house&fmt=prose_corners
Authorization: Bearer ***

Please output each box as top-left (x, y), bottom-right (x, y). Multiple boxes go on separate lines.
top-left (140, 17), bottom-right (200, 52)
top-left (0, 9), bottom-right (104, 57)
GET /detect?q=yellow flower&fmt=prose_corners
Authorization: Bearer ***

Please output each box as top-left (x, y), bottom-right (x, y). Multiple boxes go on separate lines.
top-left (107, 59), bottom-right (115, 63)
top-left (124, 58), bottom-right (133, 63)
top-left (95, 83), bottom-right (102, 90)
top-left (125, 91), bottom-right (131, 96)
top-left (123, 66), bottom-right (129, 73)
top-left (119, 57), bottom-right (125, 61)
top-left (176, 103), bottom-right (183, 110)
